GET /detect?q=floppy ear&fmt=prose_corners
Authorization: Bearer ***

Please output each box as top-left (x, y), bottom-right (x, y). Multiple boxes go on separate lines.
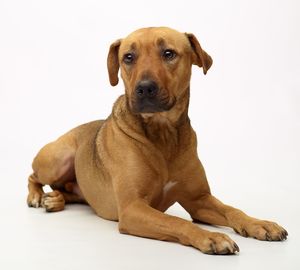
top-left (107, 39), bottom-right (122, 86)
top-left (185, 33), bottom-right (213, 75)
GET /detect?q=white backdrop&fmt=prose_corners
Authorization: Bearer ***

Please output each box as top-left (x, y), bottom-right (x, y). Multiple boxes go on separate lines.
top-left (0, 0), bottom-right (299, 269)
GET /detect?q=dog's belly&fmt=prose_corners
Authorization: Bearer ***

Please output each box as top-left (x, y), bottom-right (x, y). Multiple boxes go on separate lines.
top-left (77, 170), bottom-right (118, 221)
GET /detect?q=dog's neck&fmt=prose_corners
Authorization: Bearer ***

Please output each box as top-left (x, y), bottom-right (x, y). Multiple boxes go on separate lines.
top-left (112, 88), bottom-right (191, 160)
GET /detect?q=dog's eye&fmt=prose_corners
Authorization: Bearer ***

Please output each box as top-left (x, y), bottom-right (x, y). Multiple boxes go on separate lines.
top-left (162, 49), bottom-right (176, 61)
top-left (123, 53), bottom-right (135, 64)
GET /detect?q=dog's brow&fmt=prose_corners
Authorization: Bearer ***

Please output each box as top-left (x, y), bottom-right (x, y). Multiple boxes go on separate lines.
top-left (157, 38), bottom-right (165, 48)
top-left (130, 42), bottom-right (136, 51)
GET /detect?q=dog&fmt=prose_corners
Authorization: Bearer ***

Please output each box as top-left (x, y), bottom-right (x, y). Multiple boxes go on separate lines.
top-left (27, 27), bottom-right (288, 254)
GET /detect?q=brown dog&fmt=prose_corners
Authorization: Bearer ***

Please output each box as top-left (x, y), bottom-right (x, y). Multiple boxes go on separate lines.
top-left (27, 27), bottom-right (288, 254)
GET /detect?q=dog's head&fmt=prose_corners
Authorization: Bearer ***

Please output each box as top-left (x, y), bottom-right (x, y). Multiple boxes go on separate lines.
top-left (107, 27), bottom-right (212, 114)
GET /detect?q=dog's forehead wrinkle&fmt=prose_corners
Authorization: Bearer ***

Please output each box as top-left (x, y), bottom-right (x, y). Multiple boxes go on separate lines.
top-left (157, 38), bottom-right (165, 48)
top-left (130, 42), bottom-right (136, 51)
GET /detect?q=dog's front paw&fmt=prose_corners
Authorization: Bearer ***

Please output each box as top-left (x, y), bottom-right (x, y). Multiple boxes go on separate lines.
top-left (234, 219), bottom-right (288, 241)
top-left (194, 232), bottom-right (239, 255)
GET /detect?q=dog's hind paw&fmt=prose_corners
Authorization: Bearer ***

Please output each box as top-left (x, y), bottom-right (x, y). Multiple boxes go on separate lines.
top-left (41, 190), bottom-right (65, 212)
top-left (27, 191), bottom-right (43, 208)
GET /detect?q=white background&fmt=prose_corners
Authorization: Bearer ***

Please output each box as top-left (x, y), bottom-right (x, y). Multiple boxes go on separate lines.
top-left (0, 0), bottom-right (299, 269)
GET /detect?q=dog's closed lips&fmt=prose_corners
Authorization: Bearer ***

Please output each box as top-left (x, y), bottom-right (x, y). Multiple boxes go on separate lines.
top-left (27, 26), bottom-right (287, 255)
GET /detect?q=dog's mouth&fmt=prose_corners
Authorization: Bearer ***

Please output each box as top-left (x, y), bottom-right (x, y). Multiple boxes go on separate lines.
top-left (130, 96), bottom-right (176, 114)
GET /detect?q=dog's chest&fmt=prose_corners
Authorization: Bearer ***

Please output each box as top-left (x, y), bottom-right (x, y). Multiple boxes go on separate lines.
top-left (154, 180), bottom-right (178, 211)
top-left (162, 181), bottom-right (177, 197)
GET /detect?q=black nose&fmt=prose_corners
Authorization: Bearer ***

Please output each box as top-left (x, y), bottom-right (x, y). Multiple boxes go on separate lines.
top-left (135, 80), bottom-right (158, 98)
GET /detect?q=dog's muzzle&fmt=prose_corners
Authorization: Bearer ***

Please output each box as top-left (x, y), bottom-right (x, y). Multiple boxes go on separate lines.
top-left (132, 80), bottom-right (172, 113)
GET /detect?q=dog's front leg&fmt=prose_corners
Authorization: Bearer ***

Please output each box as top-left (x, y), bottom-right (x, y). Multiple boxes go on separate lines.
top-left (178, 159), bottom-right (288, 241)
top-left (118, 199), bottom-right (239, 254)
top-left (183, 194), bottom-right (288, 241)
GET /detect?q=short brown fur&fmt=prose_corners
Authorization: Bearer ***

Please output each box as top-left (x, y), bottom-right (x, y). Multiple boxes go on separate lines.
top-left (27, 27), bottom-right (287, 254)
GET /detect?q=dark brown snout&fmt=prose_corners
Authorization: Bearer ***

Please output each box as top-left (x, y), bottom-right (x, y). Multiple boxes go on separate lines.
top-left (135, 80), bottom-right (158, 99)
top-left (132, 79), bottom-right (174, 113)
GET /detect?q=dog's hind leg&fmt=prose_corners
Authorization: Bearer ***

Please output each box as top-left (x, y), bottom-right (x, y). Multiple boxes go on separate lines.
top-left (27, 134), bottom-right (77, 212)
top-left (27, 173), bottom-right (44, 208)
top-left (27, 121), bottom-right (103, 212)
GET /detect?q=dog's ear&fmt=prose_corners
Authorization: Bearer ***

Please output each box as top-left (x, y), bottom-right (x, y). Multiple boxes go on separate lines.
top-left (107, 39), bottom-right (122, 86)
top-left (185, 33), bottom-right (213, 75)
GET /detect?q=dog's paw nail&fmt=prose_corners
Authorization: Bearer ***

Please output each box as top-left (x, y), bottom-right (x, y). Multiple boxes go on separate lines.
top-left (28, 200), bottom-right (40, 208)
top-left (209, 243), bottom-right (217, 254)
top-left (234, 243), bottom-right (240, 253)
top-left (281, 231), bottom-right (287, 240)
